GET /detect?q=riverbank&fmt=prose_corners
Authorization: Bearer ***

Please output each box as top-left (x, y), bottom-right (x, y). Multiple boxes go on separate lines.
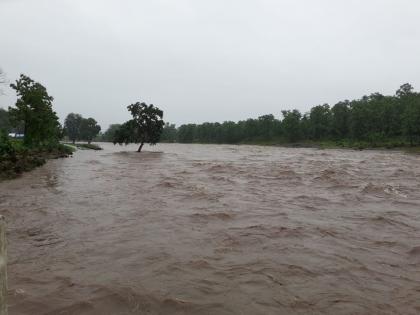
top-left (0, 141), bottom-right (74, 181)
top-left (64, 142), bottom-right (103, 150)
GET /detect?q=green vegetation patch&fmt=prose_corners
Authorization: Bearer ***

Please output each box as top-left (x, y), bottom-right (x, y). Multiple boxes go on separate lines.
top-left (0, 134), bottom-right (73, 181)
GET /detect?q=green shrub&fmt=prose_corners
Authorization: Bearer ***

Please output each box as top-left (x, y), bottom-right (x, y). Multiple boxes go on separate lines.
top-left (0, 132), bottom-right (16, 158)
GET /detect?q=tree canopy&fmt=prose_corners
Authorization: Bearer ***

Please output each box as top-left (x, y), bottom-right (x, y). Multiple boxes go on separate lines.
top-left (80, 117), bottom-right (101, 144)
top-left (100, 124), bottom-right (121, 142)
top-left (8, 74), bottom-right (61, 146)
top-left (113, 102), bottom-right (164, 152)
top-left (64, 113), bottom-right (83, 144)
top-left (0, 108), bottom-right (11, 133)
top-left (64, 113), bottom-right (101, 144)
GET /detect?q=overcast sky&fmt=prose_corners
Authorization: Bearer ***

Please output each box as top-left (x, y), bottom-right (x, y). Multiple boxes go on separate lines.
top-left (1, 0), bottom-right (419, 129)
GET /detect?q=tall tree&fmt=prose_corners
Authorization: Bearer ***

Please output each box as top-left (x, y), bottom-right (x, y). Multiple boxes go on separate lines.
top-left (113, 102), bottom-right (164, 152)
top-left (64, 113), bottom-right (83, 144)
top-left (309, 104), bottom-right (332, 140)
top-left (80, 118), bottom-right (101, 144)
top-left (398, 84), bottom-right (420, 146)
top-left (9, 74), bottom-right (60, 146)
top-left (331, 101), bottom-right (350, 139)
top-left (281, 110), bottom-right (302, 142)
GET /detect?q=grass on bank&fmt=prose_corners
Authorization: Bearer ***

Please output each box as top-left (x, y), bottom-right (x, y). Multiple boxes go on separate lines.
top-left (64, 143), bottom-right (103, 150)
top-left (0, 137), bottom-right (74, 181)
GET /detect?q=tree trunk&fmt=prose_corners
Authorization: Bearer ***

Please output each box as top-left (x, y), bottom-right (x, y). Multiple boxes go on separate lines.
top-left (137, 142), bottom-right (144, 152)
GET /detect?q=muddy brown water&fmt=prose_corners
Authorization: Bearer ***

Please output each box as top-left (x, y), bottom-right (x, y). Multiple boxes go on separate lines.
top-left (1, 143), bottom-right (420, 314)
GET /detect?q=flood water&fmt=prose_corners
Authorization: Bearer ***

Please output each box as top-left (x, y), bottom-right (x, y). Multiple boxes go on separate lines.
top-left (1, 143), bottom-right (420, 314)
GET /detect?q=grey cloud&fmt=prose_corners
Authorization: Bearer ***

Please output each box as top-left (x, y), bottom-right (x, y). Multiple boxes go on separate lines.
top-left (1, 0), bottom-right (419, 128)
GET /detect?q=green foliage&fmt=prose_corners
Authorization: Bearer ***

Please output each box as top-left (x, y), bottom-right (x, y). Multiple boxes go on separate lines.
top-left (331, 101), bottom-right (350, 138)
top-left (0, 108), bottom-right (11, 133)
top-left (177, 124), bottom-right (197, 143)
top-left (281, 110), bottom-right (302, 142)
top-left (100, 124), bottom-right (121, 142)
top-left (9, 74), bottom-right (61, 147)
top-left (64, 113), bottom-right (83, 143)
top-left (309, 104), bottom-right (332, 140)
top-left (64, 113), bottom-right (101, 144)
top-left (160, 123), bottom-right (177, 142)
top-left (0, 134), bottom-right (73, 180)
top-left (64, 143), bottom-right (102, 150)
top-left (58, 143), bottom-right (76, 154)
top-left (175, 116), bottom-right (283, 144)
top-left (0, 131), bottom-right (15, 158)
top-left (113, 102), bottom-right (164, 152)
top-left (80, 117), bottom-right (101, 144)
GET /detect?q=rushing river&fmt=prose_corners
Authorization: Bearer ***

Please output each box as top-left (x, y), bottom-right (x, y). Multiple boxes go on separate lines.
top-left (1, 143), bottom-right (420, 314)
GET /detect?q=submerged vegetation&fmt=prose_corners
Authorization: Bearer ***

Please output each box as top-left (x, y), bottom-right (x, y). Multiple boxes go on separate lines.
top-left (157, 83), bottom-right (420, 149)
top-left (113, 102), bottom-right (164, 152)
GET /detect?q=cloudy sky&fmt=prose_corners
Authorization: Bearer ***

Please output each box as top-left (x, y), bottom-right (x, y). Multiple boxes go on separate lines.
top-left (0, 0), bottom-right (419, 129)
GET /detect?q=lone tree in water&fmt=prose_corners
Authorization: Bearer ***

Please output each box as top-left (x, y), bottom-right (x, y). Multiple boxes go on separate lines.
top-left (113, 102), bottom-right (164, 152)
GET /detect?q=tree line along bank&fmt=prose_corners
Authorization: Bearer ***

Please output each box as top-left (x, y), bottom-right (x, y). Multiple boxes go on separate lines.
top-left (154, 83), bottom-right (420, 149)
top-left (2, 73), bottom-right (420, 158)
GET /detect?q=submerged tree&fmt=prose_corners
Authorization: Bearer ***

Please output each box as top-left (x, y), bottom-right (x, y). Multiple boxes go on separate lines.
top-left (113, 102), bottom-right (164, 152)
top-left (9, 74), bottom-right (60, 146)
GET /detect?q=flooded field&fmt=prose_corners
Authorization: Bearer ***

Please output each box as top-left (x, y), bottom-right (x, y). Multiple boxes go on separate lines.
top-left (1, 143), bottom-right (420, 314)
